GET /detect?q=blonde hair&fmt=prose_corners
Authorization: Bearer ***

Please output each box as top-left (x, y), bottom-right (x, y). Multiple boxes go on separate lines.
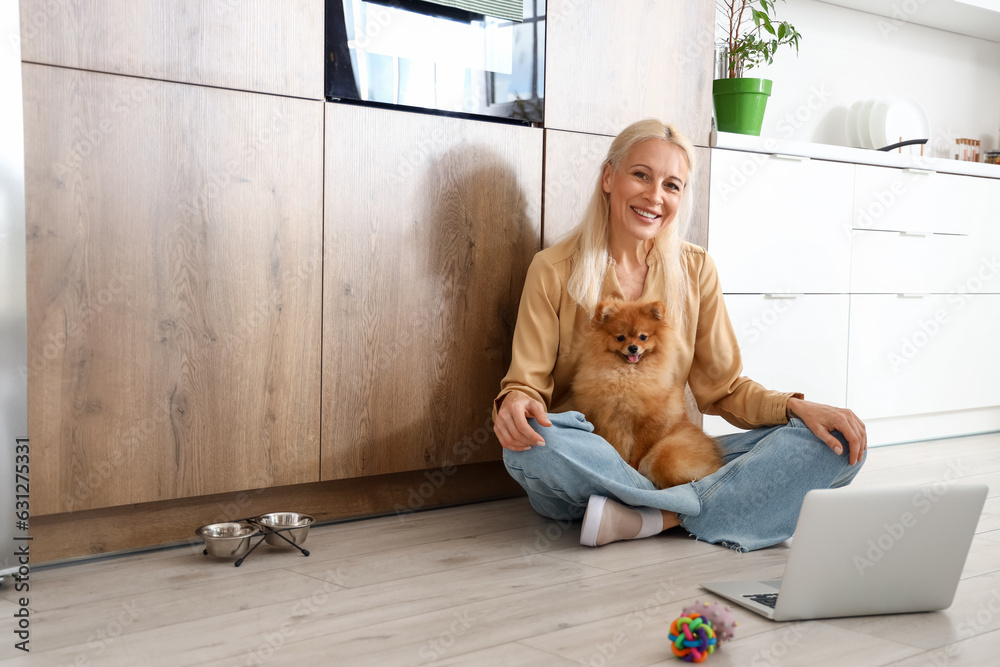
top-left (565, 119), bottom-right (696, 327)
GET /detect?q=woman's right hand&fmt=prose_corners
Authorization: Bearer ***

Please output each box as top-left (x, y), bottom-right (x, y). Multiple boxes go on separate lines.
top-left (494, 391), bottom-right (552, 451)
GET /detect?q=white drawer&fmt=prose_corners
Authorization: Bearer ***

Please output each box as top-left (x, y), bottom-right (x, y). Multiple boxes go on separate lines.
top-left (965, 176), bottom-right (1000, 240)
top-left (704, 294), bottom-right (849, 436)
top-left (708, 149), bottom-right (852, 294)
top-left (853, 165), bottom-right (971, 235)
top-left (850, 230), bottom-right (973, 293)
top-left (847, 294), bottom-right (1000, 419)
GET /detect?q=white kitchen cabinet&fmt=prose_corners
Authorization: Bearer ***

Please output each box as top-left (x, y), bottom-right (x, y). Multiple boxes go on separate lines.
top-left (846, 294), bottom-right (1000, 420)
top-left (850, 230), bottom-right (973, 294)
top-left (708, 149), bottom-right (852, 294)
top-left (707, 139), bottom-right (1000, 445)
top-left (853, 165), bottom-right (972, 235)
top-left (704, 294), bottom-right (850, 436)
top-left (966, 176), bottom-right (1000, 243)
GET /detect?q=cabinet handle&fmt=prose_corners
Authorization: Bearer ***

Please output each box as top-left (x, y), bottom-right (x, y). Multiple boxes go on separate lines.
top-left (896, 293), bottom-right (925, 298)
top-left (902, 168), bottom-right (935, 175)
top-left (769, 153), bottom-right (809, 161)
top-left (764, 293), bottom-right (803, 299)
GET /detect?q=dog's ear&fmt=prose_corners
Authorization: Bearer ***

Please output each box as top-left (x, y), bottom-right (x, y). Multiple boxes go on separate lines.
top-left (594, 300), bottom-right (619, 325)
top-left (645, 301), bottom-right (667, 321)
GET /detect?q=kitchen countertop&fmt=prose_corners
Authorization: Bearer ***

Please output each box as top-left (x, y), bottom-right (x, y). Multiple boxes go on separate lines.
top-left (711, 130), bottom-right (1000, 180)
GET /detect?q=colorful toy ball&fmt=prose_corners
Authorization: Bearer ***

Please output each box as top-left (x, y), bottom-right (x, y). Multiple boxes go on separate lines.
top-left (681, 600), bottom-right (738, 645)
top-left (668, 613), bottom-right (717, 663)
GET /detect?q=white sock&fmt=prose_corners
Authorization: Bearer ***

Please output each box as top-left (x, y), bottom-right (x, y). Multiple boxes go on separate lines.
top-left (634, 506), bottom-right (664, 539)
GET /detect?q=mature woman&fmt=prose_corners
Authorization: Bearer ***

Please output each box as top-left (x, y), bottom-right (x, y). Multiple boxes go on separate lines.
top-left (493, 119), bottom-right (867, 552)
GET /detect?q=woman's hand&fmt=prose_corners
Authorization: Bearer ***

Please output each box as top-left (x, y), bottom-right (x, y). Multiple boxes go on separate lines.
top-left (494, 391), bottom-right (552, 451)
top-left (787, 397), bottom-right (867, 465)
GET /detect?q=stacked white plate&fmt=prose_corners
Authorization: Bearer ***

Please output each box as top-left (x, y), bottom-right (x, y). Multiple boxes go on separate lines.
top-left (845, 97), bottom-right (930, 150)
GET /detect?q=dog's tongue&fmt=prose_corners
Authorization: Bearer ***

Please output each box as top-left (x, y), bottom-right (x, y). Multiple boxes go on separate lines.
top-left (627, 354), bottom-right (640, 363)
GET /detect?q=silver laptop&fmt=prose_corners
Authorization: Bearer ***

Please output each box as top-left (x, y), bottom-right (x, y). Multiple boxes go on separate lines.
top-left (700, 484), bottom-right (988, 621)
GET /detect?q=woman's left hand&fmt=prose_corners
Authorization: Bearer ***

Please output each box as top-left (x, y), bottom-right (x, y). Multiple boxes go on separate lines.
top-left (786, 397), bottom-right (867, 466)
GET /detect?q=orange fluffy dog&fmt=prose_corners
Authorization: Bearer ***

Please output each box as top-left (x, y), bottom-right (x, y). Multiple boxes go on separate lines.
top-left (573, 299), bottom-right (724, 489)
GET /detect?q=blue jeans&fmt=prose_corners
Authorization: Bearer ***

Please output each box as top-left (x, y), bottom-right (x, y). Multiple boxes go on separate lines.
top-left (502, 411), bottom-right (865, 552)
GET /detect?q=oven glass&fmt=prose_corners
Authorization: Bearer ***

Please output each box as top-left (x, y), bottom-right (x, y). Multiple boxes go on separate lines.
top-left (327, 0), bottom-right (545, 124)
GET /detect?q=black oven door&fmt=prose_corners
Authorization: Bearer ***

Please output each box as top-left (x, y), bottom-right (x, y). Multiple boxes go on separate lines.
top-left (326, 0), bottom-right (545, 124)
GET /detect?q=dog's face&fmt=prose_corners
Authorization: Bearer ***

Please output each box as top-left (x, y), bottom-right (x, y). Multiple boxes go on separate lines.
top-left (591, 300), bottom-right (667, 364)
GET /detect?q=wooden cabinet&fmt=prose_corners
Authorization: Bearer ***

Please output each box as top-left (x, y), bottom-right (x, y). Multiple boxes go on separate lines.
top-left (542, 130), bottom-right (711, 248)
top-left (322, 104), bottom-right (542, 480)
top-left (541, 130), bottom-right (612, 247)
top-left (704, 295), bottom-right (849, 436)
top-left (24, 65), bottom-right (324, 514)
top-left (708, 150), bottom-right (853, 294)
top-left (544, 0), bottom-right (715, 144)
top-left (19, 0), bottom-right (324, 99)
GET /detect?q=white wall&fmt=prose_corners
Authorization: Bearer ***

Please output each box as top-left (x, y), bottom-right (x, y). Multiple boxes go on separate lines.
top-left (0, 0), bottom-right (27, 577)
top-left (733, 0), bottom-right (1000, 156)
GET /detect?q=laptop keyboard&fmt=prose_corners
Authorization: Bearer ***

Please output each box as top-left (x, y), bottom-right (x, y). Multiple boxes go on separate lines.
top-left (744, 593), bottom-right (779, 609)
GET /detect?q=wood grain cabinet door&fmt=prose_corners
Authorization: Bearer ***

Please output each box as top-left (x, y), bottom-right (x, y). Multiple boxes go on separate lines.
top-left (323, 104), bottom-right (542, 480)
top-left (19, 0), bottom-right (324, 99)
top-left (545, 0), bottom-right (715, 143)
top-left (23, 65), bottom-right (324, 514)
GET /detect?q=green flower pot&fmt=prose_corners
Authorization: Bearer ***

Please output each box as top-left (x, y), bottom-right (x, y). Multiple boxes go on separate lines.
top-left (713, 78), bottom-right (773, 136)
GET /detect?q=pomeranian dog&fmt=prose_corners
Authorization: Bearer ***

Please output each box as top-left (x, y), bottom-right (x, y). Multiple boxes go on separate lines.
top-left (572, 299), bottom-right (724, 489)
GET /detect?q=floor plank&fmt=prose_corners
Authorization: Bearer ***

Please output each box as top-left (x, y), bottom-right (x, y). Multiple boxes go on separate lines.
top-left (882, 627), bottom-right (1000, 666)
top-left (824, 569), bottom-right (1000, 650)
top-left (427, 641), bottom-right (580, 667)
top-left (6, 431), bottom-right (999, 665)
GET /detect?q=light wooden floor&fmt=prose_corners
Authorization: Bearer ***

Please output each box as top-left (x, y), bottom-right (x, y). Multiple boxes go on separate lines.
top-left (4, 432), bottom-right (1000, 666)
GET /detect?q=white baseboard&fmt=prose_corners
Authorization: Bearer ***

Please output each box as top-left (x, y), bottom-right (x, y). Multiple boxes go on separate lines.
top-left (863, 407), bottom-right (1000, 447)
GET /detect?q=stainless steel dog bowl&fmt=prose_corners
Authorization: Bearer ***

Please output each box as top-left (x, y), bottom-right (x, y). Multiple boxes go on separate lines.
top-left (196, 522), bottom-right (258, 558)
top-left (255, 512), bottom-right (315, 547)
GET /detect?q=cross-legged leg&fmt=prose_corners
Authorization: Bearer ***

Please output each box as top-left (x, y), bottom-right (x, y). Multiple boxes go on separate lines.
top-left (502, 412), bottom-right (865, 551)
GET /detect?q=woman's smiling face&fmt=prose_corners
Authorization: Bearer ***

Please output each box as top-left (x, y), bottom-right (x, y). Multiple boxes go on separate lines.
top-left (602, 138), bottom-right (688, 245)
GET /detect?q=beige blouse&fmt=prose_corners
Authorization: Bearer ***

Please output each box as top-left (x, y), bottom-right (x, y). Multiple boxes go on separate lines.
top-left (493, 236), bottom-right (802, 429)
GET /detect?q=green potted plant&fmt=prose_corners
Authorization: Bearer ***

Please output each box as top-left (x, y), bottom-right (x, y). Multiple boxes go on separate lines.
top-left (715, 0), bottom-right (802, 136)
